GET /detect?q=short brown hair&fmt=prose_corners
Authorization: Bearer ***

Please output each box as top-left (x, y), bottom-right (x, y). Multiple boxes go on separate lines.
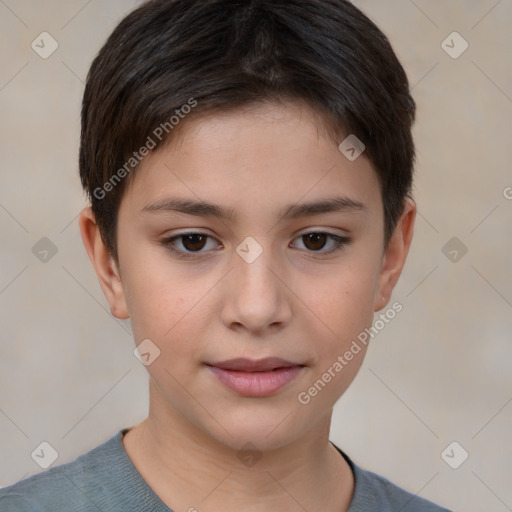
top-left (79, 0), bottom-right (416, 261)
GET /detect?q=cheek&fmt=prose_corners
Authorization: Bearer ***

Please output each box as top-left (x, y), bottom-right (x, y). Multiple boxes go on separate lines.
top-left (292, 265), bottom-right (377, 409)
top-left (296, 259), bottom-right (380, 360)
top-left (121, 248), bottom-right (198, 346)
top-left (125, 268), bottom-right (209, 399)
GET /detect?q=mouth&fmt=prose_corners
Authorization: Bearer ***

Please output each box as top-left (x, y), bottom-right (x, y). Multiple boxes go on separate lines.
top-left (205, 357), bottom-right (306, 397)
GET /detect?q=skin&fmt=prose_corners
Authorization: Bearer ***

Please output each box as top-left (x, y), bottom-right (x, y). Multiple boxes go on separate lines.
top-left (80, 100), bottom-right (415, 512)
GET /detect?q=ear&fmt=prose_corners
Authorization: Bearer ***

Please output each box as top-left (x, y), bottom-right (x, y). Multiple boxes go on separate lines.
top-left (79, 207), bottom-right (129, 319)
top-left (374, 197), bottom-right (416, 312)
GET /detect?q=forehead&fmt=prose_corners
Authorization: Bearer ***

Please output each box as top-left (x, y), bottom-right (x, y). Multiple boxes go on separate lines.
top-left (120, 101), bottom-right (382, 222)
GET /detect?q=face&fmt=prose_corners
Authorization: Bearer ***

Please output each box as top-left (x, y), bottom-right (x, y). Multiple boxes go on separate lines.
top-left (82, 101), bottom-right (415, 451)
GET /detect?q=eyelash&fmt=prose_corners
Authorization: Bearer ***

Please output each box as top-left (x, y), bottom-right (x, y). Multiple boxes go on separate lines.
top-left (160, 231), bottom-right (351, 259)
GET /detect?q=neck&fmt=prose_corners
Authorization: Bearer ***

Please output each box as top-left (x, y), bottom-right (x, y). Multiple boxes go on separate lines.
top-left (122, 379), bottom-right (354, 512)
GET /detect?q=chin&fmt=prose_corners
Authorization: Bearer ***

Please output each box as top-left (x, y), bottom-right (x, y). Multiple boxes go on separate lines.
top-left (199, 404), bottom-right (314, 453)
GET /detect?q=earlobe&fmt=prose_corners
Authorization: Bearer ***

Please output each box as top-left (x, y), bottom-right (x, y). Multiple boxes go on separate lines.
top-left (374, 198), bottom-right (416, 312)
top-left (78, 207), bottom-right (130, 319)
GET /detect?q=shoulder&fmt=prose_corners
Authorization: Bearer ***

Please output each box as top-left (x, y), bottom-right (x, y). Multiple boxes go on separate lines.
top-left (352, 465), bottom-right (452, 512)
top-left (0, 430), bottom-right (153, 512)
top-left (332, 444), bottom-right (452, 512)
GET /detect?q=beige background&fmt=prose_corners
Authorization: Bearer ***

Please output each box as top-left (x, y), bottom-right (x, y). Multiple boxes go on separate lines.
top-left (1, 1), bottom-right (511, 511)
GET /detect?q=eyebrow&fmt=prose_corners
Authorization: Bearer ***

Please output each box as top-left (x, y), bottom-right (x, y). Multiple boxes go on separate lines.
top-left (141, 196), bottom-right (367, 220)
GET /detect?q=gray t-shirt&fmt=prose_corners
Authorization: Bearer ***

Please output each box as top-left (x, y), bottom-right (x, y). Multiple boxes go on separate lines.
top-left (0, 429), bottom-right (451, 511)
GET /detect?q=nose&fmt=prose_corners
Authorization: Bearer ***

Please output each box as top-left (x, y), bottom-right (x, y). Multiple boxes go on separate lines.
top-left (220, 240), bottom-right (293, 336)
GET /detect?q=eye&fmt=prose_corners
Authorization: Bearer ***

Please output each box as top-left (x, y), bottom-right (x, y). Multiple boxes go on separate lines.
top-left (161, 232), bottom-right (220, 258)
top-left (291, 232), bottom-right (351, 255)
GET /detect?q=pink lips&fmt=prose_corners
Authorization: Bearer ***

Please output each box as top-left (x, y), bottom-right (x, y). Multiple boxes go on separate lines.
top-left (206, 357), bottom-right (305, 397)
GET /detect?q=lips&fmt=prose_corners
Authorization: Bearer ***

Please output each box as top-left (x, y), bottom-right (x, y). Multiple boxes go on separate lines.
top-left (207, 357), bottom-right (302, 372)
top-left (205, 357), bottom-right (305, 397)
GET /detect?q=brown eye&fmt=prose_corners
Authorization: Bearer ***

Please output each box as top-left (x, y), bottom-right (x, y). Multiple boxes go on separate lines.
top-left (161, 232), bottom-right (219, 257)
top-left (291, 232), bottom-right (351, 256)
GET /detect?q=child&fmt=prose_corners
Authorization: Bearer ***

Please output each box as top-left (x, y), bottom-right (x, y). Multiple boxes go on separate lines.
top-left (0, 0), bottom-right (451, 510)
